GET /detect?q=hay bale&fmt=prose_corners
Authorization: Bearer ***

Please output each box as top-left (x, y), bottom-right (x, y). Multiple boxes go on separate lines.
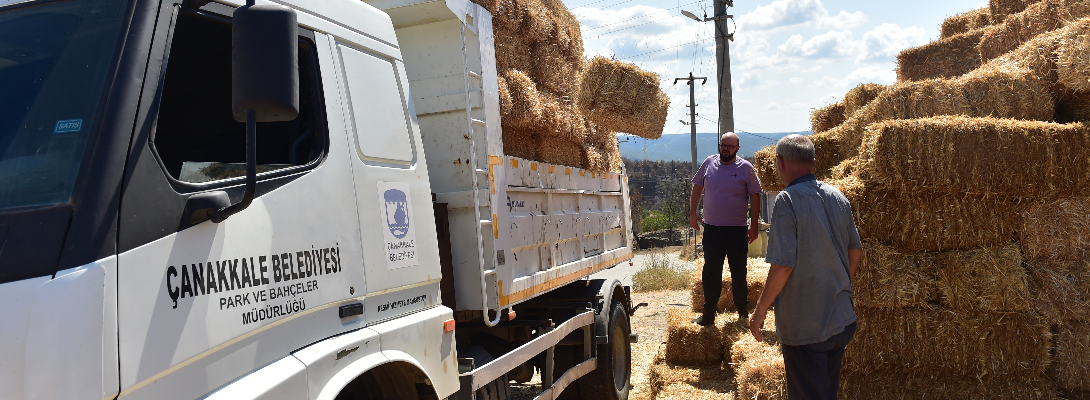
top-left (654, 382), bottom-right (736, 400)
top-left (577, 56), bottom-right (669, 139)
top-left (843, 83), bottom-right (887, 117)
top-left (665, 308), bottom-right (724, 366)
top-left (753, 146), bottom-right (782, 192)
top-left (896, 28), bottom-right (987, 82)
top-left (1050, 321), bottom-right (1090, 391)
top-left (1026, 260), bottom-right (1090, 324)
top-left (827, 157), bottom-right (859, 181)
top-left (529, 40), bottom-right (582, 96)
top-left (1021, 196), bottom-right (1090, 261)
top-left (501, 69), bottom-right (544, 128)
top-left (844, 180), bottom-right (1023, 252)
top-left (730, 312), bottom-right (786, 400)
top-left (1057, 17), bottom-right (1090, 92)
top-left (979, 0), bottom-right (1090, 62)
top-left (941, 7), bottom-right (993, 38)
top-left (502, 127), bottom-right (539, 161)
top-left (751, 132), bottom-right (841, 192)
top-left (498, 75), bottom-right (512, 116)
top-left (991, 0), bottom-right (1045, 22)
top-left (810, 102), bottom-right (846, 134)
top-left (841, 370), bottom-right (1059, 399)
top-left (843, 306), bottom-right (1052, 378)
top-left (934, 245), bottom-right (1031, 312)
top-left (857, 116), bottom-right (1090, 196)
top-left (537, 135), bottom-right (582, 169)
top-left (493, 25), bottom-right (534, 73)
top-left (689, 258), bottom-right (769, 314)
top-left (854, 243), bottom-right (938, 308)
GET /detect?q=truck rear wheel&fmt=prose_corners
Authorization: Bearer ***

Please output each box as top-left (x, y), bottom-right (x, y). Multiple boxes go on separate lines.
top-left (578, 301), bottom-right (631, 400)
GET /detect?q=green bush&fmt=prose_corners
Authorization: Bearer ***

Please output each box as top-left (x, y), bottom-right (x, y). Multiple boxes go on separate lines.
top-left (641, 211), bottom-right (671, 232)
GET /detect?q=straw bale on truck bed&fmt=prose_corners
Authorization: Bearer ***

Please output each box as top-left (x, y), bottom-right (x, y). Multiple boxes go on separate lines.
top-left (690, 258), bottom-right (769, 313)
top-left (857, 116), bottom-right (1090, 196)
top-left (854, 243), bottom-right (938, 309)
top-left (1049, 321), bottom-right (1090, 391)
top-left (664, 308), bottom-right (723, 366)
top-left (578, 56), bottom-right (670, 139)
top-left (979, 0), bottom-right (1090, 62)
top-left (1021, 196), bottom-right (1090, 261)
top-left (841, 370), bottom-right (1059, 399)
top-left (940, 7), bottom-right (993, 38)
top-left (842, 83), bottom-right (886, 117)
top-left (809, 102), bottom-right (845, 134)
top-left (1026, 260), bottom-right (1090, 324)
top-left (896, 28), bottom-right (987, 82)
top-left (843, 306), bottom-right (1052, 378)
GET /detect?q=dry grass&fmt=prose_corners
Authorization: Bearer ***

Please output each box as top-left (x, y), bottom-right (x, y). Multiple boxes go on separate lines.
top-left (1049, 321), bottom-right (1090, 391)
top-left (857, 116), bottom-right (1090, 196)
top-left (991, 0), bottom-right (1046, 22)
top-left (941, 7), bottom-right (993, 38)
top-left (628, 289), bottom-right (692, 400)
top-left (1057, 17), bottom-right (1090, 91)
top-left (728, 312), bottom-right (786, 400)
top-left (843, 306), bottom-right (1052, 378)
top-left (896, 28), bottom-right (987, 82)
top-left (1021, 195), bottom-right (1090, 261)
top-left (633, 251), bottom-right (695, 292)
top-left (810, 102), bottom-right (846, 134)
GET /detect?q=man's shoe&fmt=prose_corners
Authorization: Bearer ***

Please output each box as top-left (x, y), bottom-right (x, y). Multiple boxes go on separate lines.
top-left (692, 314), bottom-right (715, 326)
top-left (739, 312), bottom-right (749, 323)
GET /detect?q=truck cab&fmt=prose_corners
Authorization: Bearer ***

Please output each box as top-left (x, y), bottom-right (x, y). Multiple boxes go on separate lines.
top-left (0, 0), bottom-right (635, 399)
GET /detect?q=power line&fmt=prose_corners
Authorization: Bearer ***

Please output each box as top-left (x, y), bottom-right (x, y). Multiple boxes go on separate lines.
top-left (573, 0), bottom-right (635, 17)
top-left (697, 115), bottom-right (780, 142)
top-left (618, 37), bottom-right (712, 60)
top-left (584, 0), bottom-right (701, 32)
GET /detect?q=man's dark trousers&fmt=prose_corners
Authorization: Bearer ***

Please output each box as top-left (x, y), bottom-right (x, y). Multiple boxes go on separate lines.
top-left (701, 224), bottom-right (749, 316)
top-left (780, 322), bottom-right (857, 400)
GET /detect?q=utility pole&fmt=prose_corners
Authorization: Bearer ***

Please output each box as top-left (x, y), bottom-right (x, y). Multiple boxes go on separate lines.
top-left (674, 72), bottom-right (706, 176)
top-left (681, 1), bottom-right (735, 133)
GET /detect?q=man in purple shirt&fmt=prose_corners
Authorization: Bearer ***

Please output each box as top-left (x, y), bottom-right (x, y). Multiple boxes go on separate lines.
top-left (689, 132), bottom-right (763, 326)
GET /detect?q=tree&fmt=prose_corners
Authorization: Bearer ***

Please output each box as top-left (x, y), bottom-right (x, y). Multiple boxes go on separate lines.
top-left (654, 179), bottom-right (690, 242)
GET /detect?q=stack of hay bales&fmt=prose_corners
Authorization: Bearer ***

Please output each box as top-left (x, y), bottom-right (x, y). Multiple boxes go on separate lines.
top-left (475, 0), bottom-right (670, 173)
top-left (649, 310), bottom-right (787, 399)
top-left (749, 3), bottom-right (1090, 397)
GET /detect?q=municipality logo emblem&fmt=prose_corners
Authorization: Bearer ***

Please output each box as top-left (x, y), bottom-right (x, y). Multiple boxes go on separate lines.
top-left (383, 189), bottom-right (410, 239)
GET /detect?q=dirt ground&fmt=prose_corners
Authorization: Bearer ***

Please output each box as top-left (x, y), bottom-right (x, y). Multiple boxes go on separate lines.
top-left (507, 289), bottom-right (691, 400)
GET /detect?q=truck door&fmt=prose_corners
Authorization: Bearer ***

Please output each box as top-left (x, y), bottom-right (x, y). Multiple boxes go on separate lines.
top-left (331, 37), bottom-right (443, 320)
top-left (114, 3), bottom-right (366, 399)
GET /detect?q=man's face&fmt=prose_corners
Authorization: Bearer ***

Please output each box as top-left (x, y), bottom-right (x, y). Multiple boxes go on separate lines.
top-left (719, 136), bottom-right (739, 159)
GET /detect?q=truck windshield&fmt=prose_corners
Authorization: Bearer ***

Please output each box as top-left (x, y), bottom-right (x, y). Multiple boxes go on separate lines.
top-left (0, 0), bottom-right (128, 209)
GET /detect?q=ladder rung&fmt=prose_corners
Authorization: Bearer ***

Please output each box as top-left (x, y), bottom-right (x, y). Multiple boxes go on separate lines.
top-left (480, 220), bottom-right (493, 225)
top-left (471, 118), bottom-right (486, 126)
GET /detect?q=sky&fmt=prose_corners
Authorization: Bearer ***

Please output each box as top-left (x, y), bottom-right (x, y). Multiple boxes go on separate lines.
top-left (562, 0), bottom-right (989, 136)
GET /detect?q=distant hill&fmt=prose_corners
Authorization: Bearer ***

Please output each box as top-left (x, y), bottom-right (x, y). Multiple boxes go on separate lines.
top-left (618, 131), bottom-right (810, 162)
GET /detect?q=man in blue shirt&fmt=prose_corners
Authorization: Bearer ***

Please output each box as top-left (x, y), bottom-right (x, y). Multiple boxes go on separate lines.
top-left (750, 134), bottom-right (863, 400)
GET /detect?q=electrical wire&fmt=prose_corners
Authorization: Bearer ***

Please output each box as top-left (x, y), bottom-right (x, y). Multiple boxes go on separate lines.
top-left (618, 37), bottom-right (712, 60)
top-left (584, 0), bottom-right (701, 32)
top-left (573, 0), bottom-right (635, 17)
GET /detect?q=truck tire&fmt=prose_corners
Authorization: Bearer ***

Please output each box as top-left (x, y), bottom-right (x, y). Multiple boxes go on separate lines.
top-left (475, 374), bottom-right (510, 400)
top-left (577, 301), bottom-right (631, 400)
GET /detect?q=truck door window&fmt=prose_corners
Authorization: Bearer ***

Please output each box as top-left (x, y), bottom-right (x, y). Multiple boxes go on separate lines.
top-left (152, 10), bottom-right (324, 184)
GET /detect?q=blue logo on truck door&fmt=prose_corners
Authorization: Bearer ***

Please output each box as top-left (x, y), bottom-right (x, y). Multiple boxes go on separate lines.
top-left (383, 189), bottom-right (410, 239)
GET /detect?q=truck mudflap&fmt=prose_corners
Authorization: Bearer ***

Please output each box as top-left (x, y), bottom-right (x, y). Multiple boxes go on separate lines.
top-left (451, 310), bottom-right (595, 400)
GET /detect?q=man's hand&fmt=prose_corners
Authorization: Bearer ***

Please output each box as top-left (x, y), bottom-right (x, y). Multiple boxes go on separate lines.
top-left (749, 307), bottom-right (767, 342)
top-left (747, 224), bottom-right (759, 244)
top-left (690, 213), bottom-right (703, 230)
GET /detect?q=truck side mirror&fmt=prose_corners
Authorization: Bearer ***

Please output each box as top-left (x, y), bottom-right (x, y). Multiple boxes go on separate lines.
top-left (202, 2), bottom-right (299, 224)
top-left (231, 3), bottom-right (299, 122)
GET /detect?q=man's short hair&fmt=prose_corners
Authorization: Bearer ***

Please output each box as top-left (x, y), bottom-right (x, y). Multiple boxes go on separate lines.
top-left (776, 134), bottom-right (815, 164)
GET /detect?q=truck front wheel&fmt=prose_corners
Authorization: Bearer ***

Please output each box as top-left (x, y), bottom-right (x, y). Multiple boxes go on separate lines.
top-left (578, 301), bottom-right (631, 400)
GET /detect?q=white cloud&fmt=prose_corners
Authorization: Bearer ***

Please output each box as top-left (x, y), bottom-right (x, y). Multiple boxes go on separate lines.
top-left (858, 23), bottom-right (927, 62)
top-left (843, 65), bottom-right (896, 85)
top-left (739, 0), bottom-right (866, 31)
top-left (777, 30), bottom-right (859, 59)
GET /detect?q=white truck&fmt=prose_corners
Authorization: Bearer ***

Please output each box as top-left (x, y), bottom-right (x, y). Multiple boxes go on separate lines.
top-left (0, 0), bottom-right (639, 399)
